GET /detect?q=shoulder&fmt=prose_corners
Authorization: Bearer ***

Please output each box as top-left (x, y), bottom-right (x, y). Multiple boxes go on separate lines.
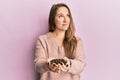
top-left (75, 36), bottom-right (84, 46)
top-left (37, 32), bottom-right (52, 41)
top-left (35, 32), bottom-right (52, 48)
top-left (36, 32), bottom-right (54, 45)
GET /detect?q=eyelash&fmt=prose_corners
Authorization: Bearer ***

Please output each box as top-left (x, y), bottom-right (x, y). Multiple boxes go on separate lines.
top-left (58, 14), bottom-right (70, 18)
top-left (58, 15), bottom-right (63, 18)
top-left (67, 14), bottom-right (70, 17)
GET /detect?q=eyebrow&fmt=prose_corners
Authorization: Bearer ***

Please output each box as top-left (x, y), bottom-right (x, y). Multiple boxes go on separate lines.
top-left (56, 12), bottom-right (69, 16)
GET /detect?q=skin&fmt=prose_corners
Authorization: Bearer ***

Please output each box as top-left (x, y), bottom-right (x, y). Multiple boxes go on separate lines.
top-left (47, 7), bottom-right (71, 73)
top-left (54, 6), bottom-right (70, 32)
top-left (53, 6), bottom-right (70, 47)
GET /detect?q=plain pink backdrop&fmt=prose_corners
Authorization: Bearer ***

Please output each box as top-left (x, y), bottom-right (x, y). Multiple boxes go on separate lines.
top-left (0, 0), bottom-right (120, 80)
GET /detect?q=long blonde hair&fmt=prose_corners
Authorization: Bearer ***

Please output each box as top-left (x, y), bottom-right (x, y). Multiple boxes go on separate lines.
top-left (48, 3), bottom-right (77, 59)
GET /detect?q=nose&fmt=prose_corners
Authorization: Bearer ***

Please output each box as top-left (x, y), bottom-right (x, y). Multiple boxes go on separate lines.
top-left (63, 16), bottom-right (67, 22)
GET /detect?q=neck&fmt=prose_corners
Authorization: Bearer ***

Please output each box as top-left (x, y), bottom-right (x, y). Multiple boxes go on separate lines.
top-left (53, 30), bottom-right (65, 42)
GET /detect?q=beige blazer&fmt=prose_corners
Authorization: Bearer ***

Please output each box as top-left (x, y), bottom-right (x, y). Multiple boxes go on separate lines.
top-left (34, 32), bottom-right (86, 80)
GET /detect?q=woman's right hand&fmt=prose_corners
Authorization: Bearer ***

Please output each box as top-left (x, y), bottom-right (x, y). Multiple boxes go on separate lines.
top-left (47, 58), bottom-right (61, 73)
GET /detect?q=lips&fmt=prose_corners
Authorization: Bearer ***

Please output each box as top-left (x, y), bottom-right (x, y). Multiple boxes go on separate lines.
top-left (62, 24), bottom-right (67, 26)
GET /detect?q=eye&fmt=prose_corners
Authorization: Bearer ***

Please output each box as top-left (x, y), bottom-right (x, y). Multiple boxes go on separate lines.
top-left (58, 14), bottom-right (63, 18)
top-left (67, 14), bottom-right (70, 17)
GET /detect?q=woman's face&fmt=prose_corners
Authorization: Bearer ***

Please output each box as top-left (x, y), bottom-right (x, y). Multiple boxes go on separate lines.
top-left (54, 7), bottom-right (70, 31)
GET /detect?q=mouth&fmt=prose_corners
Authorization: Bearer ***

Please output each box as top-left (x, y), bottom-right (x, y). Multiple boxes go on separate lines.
top-left (62, 24), bottom-right (67, 26)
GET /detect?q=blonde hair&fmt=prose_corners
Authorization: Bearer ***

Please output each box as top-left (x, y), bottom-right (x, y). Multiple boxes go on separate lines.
top-left (48, 3), bottom-right (77, 59)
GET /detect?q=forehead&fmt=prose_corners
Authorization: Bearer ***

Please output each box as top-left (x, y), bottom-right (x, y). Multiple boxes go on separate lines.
top-left (56, 6), bottom-right (69, 14)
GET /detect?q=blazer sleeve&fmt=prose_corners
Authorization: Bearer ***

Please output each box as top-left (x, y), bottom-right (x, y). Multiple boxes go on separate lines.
top-left (34, 37), bottom-right (49, 74)
top-left (68, 37), bottom-right (86, 74)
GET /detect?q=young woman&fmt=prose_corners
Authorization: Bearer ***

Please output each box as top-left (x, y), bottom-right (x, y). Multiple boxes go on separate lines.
top-left (34, 3), bottom-right (86, 80)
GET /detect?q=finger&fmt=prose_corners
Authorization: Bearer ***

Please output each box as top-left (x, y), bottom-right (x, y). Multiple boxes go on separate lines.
top-left (47, 58), bottom-right (55, 63)
top-left (63, 57), bottom-right (69, 61)
top-left (59, 64), bottom-right (67, 72)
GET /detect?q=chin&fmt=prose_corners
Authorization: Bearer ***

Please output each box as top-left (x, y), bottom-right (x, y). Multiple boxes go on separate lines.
top-left (62, 28), bottom-right (68, 31)
top-left (62, 26), bottom-right (69, 30)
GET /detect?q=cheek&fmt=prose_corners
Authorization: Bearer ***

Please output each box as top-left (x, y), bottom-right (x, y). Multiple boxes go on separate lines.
top-left (67, 18), bottom-right (70, 23)
top-left (55, 19), bottom-right (62, 26)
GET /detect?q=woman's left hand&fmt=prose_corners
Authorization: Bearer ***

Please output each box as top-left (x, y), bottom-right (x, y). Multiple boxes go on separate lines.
top-left (59, 57), bottom-right (71, 72)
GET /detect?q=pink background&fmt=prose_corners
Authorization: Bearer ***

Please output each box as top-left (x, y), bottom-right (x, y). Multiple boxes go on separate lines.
top-left (0, 0), bottom-right (120, 80)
